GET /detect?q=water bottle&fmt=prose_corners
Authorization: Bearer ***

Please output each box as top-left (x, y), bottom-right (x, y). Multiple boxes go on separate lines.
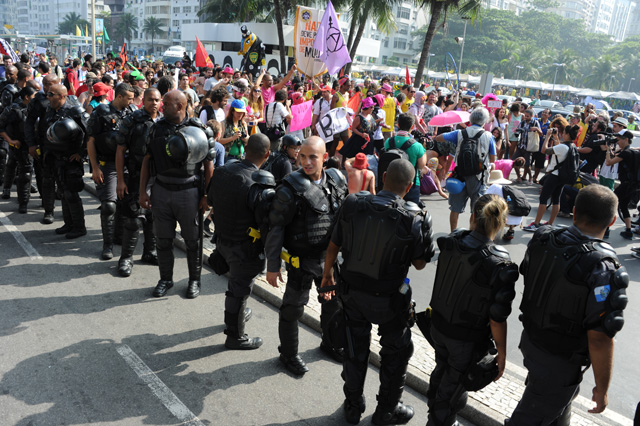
top-left (399, 277), bottom-right (410, 295)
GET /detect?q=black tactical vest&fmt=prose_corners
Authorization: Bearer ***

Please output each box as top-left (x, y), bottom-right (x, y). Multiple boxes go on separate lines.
top-left (520, 228), bottom-right (620, 358)
top-left (430, 230), bottom-right (513, 342)
top-left (339, 193), bottom-right (419, 294)
top-left (148, 117), bottom-right (203, 178)
top-left (1, 102), bottom-right (27, 144)
top-left (211, 160), bottom-right (260, 243)
top-left (90, 103), bottom-right (135, 160)
top-left (43, 99), bottom-right (88, 155)
top-left (282, 168), bottom-right (346, 258)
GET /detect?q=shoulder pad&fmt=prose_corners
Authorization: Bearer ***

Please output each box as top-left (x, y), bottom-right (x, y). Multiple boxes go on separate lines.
top-left (354, 190), bottom-right (372, 199)
top-left (186, 117), bottom-right (205, 129)
top-left (252, 169), bottom-right (276, 187)
top-left (488, 244), bottom-right (511, 260)
top-left (402, 201), bottom-right (422, 214)
top-left (95, 103), bottom-right (110, 113)
top-left (325, 167), bottom-right (347, 188)
top-left (593, 241), bottom-right (618, 261)
top-left (127, 104), bottom-right (138, 113)
top-left (283, 169), bottom-right (310, 194)
top-left (451, 228), bottom-right (470, 238)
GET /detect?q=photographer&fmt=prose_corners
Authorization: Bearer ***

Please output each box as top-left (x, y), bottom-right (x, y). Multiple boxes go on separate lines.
top-left (220, 99), bottom-right (249, 160)
top-left (578, 118), bottom-right (609, 175)
top-left (605, 130), bottom-right (638, 240)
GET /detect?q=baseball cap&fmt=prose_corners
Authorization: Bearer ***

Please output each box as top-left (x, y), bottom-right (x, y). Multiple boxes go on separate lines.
top-left (615, 130), bottom-right (634, 140)
top-left (230, 99), bottom-right (246, 112)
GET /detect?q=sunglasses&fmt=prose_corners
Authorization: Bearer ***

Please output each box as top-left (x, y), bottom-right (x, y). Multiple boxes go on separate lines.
top-left (46, 92), bottom-right (57, 97)
top-left (410, 91), bottom-right (416, 93)
top-left (253, 89), bottom-right (262, 93)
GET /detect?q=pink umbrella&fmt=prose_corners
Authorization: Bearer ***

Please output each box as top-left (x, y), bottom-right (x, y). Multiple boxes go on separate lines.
top-left (428, 110), bottom-right (471, 127)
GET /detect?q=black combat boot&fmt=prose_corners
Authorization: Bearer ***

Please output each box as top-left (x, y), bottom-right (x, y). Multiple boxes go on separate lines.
top-left (343, 395), bottom-right (366, 425)
top-left (113, 204), bottom-right (124, 245)
top-left (184, 239), bottom-right (201, 299)
top-left (16, 168), bottom-right (31, 213)
top-left (278, 316), bottom-right (308, 375)
top-left (65, 199), bottom-right (87, 239)
top-left (153, 238), bottom-right (174, 297)
top-left (100, 201), bottom-right (117, 260)
top-left (141, 218), bottom-right (158, 264)
top-left (224, 299), bottom-right (263, 350)
top-left (41, 173), bottom-right (56, 224)
top-left (55, 201), bottom-right (73, 234)
top-left (118, 218), bottom-right (141, 277)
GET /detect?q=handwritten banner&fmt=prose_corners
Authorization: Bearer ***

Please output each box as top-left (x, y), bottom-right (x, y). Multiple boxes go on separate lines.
top-left (290, 100), bottom-right (313, 132)
top-left (294, 6), bottom-right (328, 78)
top-left (316, 107), bottom-right (350, 142)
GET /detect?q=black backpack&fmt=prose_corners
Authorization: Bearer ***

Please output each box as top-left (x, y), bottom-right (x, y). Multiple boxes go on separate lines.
top-left (555, 142), bottom-right (580, 185)
top-left (502, 185), bottom-right (531, 217)
top-left (455, 128), bottom-right (486, 177)
top-left (626, 148), bottom-right (640, 182)
top-left (377, 136), bottom-right (414, 190)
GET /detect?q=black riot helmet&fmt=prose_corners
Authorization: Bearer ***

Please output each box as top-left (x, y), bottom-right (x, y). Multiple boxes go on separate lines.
top-left (165, 126), bottom-right (215, 164)
top-left (46, 118), bottom-right (84, 152)
top-left (281, 134), bottom-right (302, 150)
top-left (1, 84), bottom-right (19, 108)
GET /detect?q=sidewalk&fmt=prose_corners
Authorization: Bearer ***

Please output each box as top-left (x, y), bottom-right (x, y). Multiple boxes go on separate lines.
top-left (83, 174), bottom-right (632, 426)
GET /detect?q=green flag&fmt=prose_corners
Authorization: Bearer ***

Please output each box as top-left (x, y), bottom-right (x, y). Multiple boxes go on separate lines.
top-left (103, 27), bottom-right (110, 44)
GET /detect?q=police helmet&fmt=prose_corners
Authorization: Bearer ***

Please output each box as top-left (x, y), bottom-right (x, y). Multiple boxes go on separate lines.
top-left (445, 178), bottom-right (466, 195)
top-left (281, 134), bottom-right (302, 149)
top-left (46, 118), bottom-right (84, 152)
top-left (165, 126), bottom-right (211, 164)
top-left (1, 84), bottom-right (19, 107)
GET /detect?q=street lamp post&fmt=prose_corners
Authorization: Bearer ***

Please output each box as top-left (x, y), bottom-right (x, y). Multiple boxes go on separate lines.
top-left (628, 78), bottom-right (635, 92)
top-left (552, 62), bottom-right (564, 100)
top-left (426, 53), bottom-right (435, 82)
top-left (456, 18), bottom-right (468, 74)
top-left (515, 65), bottom-right (523, 80)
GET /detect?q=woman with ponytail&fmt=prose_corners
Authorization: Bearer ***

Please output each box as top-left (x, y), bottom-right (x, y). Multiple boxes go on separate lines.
top-left (426, 194), bottom-right (518, 426)
top-left (524, 124), bottom-right (580, 231)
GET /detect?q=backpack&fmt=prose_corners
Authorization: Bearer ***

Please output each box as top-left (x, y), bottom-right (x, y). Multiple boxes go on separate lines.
top-left (455, 128), bottom-right (487, 178)
top-left (626, 148), bottom-right (640, 182)
top-left (377, 136), bottom-right (414, 191)
top-left (501, 185), bottom-right (531, 217)
top-left (555, 142), bottom-right (580, 185)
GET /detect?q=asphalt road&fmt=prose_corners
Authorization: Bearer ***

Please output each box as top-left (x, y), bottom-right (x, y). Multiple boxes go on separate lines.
top-left (0, 192), bottom-right (478, 426)
top-left (410, 183), bottom-right (640, 420)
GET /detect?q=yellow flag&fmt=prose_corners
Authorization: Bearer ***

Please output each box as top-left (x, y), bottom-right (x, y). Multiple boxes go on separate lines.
top-left (76, 25), bottom-right (81, 36)
top-left (85, 25), bottom-right (89, 37)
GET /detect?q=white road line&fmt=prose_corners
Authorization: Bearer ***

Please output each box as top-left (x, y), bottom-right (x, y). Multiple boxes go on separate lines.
top-left (116, 344), bottom-right (205, 426)
top-left (0, 210), bottom-right (43, 260)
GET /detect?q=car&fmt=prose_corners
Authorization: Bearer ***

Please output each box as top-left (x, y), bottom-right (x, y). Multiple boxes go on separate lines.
top-left (520, 97), bottom-right (533, 105)
top-left (536, 100), bottom-right (564, 109)
top-left (608, 109), bottom-right (640, 121)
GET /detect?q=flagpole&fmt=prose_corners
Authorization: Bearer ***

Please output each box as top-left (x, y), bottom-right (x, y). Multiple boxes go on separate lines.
top-left (92, 0), bottom-right (96, 58)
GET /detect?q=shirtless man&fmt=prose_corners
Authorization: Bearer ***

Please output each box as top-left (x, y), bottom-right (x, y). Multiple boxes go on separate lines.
top-left (345, 153), bottom-right (375, 195)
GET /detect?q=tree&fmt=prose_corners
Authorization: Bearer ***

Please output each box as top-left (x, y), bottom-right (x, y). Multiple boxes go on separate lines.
top-left (584, 55), bottom-right (619, 91)
top-left (58, 12), bottom-right (89, 35)
top-left (143, 17), bottom-right (165, 55)
top-left (116, 13), bottom-right (138, 46)
top-left (413, 0), bottom-right (482, 87)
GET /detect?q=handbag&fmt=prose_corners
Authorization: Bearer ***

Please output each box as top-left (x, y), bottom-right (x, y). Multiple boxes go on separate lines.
top-left (259, 103), bottom-right (286, 142)
top-left (526, 131), bottom-right (540, 152)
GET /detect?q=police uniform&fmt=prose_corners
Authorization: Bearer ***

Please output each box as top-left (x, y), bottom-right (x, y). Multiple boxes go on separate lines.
top-left (332, 190), bottom-right (435, 425)
top-left (0, 99), bottom-right (32, 211)
top-left (0, 83), bottom-right (18, 188)
top-left (25, 89), bottom-right (51, 219)
top-left (87, 102), bottom-right (137, 259)
top-left (209, 159), bottom-right (275, 349)
top-left (507, 225), bottom-right (627, 426)
top-left (44, 98), bottom-right (89, 238)
top-left (260, 150), bottom-right (296, 184)
top-left (265, 168), bottom-right (347, 373)
top-left (427, 230), bottom-right (518, 426)
top-left (115, 108), bottom-right (160, 276)
top-left (147, 116), bottom-right (214, 299)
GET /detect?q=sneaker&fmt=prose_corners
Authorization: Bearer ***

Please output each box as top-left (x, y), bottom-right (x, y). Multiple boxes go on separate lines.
top-left (523, 222), bottom-right (540, 232)
top-left (1, 188), bottom-right (10, 199)
top-left (633, 226), bottom-right (640, 235)
top-left (557, 211), bottom-right (571, 218)
top-left (502, 229), bottom-right (515, 241)
top-left (621, 230), bottom-right (634, 240)
top-left (631, 246), bottom-right (640, 253)
top-left (515, 178), bottom-right (523, 183)
top-left (632, 252), bottom-right (640, 259)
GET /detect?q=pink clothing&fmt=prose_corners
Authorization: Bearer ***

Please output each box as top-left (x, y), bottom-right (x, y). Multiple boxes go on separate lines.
top-left (262, 86), bottom-right (276, 108)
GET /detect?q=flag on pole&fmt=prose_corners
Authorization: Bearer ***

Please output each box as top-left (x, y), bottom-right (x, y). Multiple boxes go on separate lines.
top-left (119, 43), bottom-right (127, 64)
top-left (103, 27), bottom-right (110, 44)
top-left (312, 0), bottom-right (351, 75)
top-left (0, 38), bottom-right (19, 63)
top-left (405, 66), bottom-right (412, 86)
top-left (76, 25), bottom-right (81, 36)
top-left (194, 36), bottom-right (213, 68)
top-left (85, 25), bottom-right (89, 38)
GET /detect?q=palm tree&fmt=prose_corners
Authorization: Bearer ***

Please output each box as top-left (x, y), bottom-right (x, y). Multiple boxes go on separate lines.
top-left (413, 0), bottom-right (482, 87)
top-left (58, 12), bottom-right (89, 35)
top-left (584, 55), bottom-right (619, 91)
top-left (143, 17), bottom-right (165, 56)
top-left (116, 13), bottom-right (138, 46)
top-left (198, 0), bottom-right (273, 23)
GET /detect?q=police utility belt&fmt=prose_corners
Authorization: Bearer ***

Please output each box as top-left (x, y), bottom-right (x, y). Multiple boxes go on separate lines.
top-left (155, 176), bottom-right (199, 191)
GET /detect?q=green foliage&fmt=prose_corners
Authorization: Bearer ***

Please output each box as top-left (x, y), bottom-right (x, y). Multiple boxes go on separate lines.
top-left (58, 12), bottom-right (89, 35)
top-left (116, 13), bottom-right (138, 45)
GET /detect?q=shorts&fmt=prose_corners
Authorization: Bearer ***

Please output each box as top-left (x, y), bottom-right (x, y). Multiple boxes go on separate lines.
top-left (512, 147), bottom-right (531, 168)
top-left (539, 173), bottom-right (563, 205)
top-left (333, 129), bottom-right (349, 142)
top-left (448, 175), bottom-right (486, 213)
top-left (532, 152), bottom-right (546, 170)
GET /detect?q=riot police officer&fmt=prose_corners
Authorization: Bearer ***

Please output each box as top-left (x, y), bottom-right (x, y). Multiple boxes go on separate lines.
top-left (87, 82), bottom-right (136, 260)
top-left (209, 133), bottom-right (274, 350)
top-left (115, 87), bottom-right (162, 277)
top-left (44, 84), bottom-right (89, 239)
top-left (260, 134), bottom-right (301, 184)
top-left (0, 87), bottom-right (37, 212)
top-left (265, 136), bottom-right (347, 376)
top-left (139, 90), bottom-right (215, 299)
top-left (507, 185), bottom-right (627, 425)
top-left (321, 159), bottom-right (436, 426)
top-left (0, 65), bottom-right (17, 188)
top-left (426, 194), bottom-right (518, 426)
top-left (25, 74), bottom-right (60, 224)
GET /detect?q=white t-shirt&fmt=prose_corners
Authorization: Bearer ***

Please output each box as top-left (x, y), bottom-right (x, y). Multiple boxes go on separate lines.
top-left (204, 77), bottom-right (218, 91)
top-left (373, 109), bottom-right (386, 140)
top-left (313, 98), bottom-right (330, 120)
top-left (546, 143), bottom-right (570, 175)
top-left (265, 102), bottom-right (289, 127)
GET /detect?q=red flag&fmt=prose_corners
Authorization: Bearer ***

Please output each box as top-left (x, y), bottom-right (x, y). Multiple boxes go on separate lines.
top-left (406, 66), bottom-right (412, 86)
top-left (119, 43), bottom-right (127, 65)
top-left (339, 67), bottom-right (344, 78)
top-left (195, 36), bottom-right (213, 68)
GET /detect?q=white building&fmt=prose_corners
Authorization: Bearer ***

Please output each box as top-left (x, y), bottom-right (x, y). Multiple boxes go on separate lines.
top-left (14, 0), bottom-right (106, 36)
top-left (482, 0), bottom-right (527, 15)
top-left (608, 0), bottom-right (636, 41)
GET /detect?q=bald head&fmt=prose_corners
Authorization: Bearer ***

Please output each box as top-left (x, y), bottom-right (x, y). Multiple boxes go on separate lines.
top-left (299, 135), bottom-right (328, 180)
top-left (5, 65), bottom-right (17, 83)
top-left (43, 74), bottom-right (60, 92)
top-left (245, 133), bottom-right (271, 165)
top-left (302, 135), bottom-right (326, 155)
top-left (162, 90), bottom-right (188, 123)
top-left (383, 159), bottom-right (415, 195)
top-left (26, 80), bottom-right (41, 91)
top-left (49, 84), bottom-right (67, 96)
top-left (48, 84), bottom-right (68, 109)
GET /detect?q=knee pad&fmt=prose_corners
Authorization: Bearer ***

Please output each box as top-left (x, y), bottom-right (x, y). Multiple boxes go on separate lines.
top-left (63, 190), bottom-right (80, 203)
top-left (124, 217), bottom-right (142, 231)
top-left (184, 239), bottom-right (199, 252)
top-left (156, 237), bottom-right (173, 251)
top-left (0, 148), bottom-right (7, 160)
top-left (101, 200), bottom-right (117, 217)
top-left (280, 304), bottom-right (304, 322)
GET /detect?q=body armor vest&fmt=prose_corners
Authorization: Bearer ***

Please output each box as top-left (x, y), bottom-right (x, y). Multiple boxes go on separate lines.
top-left (211, 160), bottom-right (260, 243)
top-left (29, 92), bottom-right (50, 145)
top-left (520, 228), bottom-right (620, 358)
top-left (43, 99), bottom-right (88, 155)
top-left (339, 193), bottom-right (418, 294)
top-left (282, 168), bottom-right (346, 258)
top-left (148, 117), bottom-right (204, 178)
top-left (91, 103), bottom-right (134, 160)
top-left (430, 230), bottom-right (513, 343)
top-left (1, 102), bottom-right (26, 145)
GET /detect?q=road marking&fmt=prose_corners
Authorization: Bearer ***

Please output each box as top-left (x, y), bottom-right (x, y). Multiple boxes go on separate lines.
top-left (116, 344), bottom-right (205, 426)
top-left (0, 210), bottom-right (42, 260)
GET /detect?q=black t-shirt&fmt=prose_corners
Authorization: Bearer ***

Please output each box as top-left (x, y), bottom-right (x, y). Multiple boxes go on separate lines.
top-left (616, 146), bottom-right (634, 182)
top-left (580, 133), bottom-right (606, 174)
